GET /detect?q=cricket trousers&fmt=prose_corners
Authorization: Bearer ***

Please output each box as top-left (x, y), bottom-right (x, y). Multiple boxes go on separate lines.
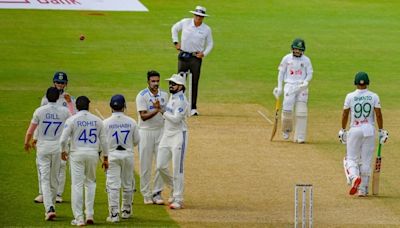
top-left (157, 131), bottom-right (188, 202)
top-left (139, 128), bottom-right (164, 200)
top-left (178, 56), bottom-right (202, 109)
top-left (69, 152), bottom-right (98, 221)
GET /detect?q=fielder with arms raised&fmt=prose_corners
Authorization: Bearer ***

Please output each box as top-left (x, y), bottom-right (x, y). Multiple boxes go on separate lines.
top-left (60, 96), bottom-right (109, 226)
top-left (103, 94), bottom-right (140, 222)
top-left (157, 73), bottom-right (189, 209)
top-left (339, 72), bottom-right (388, 196)
top-left (24, 87), bottom-right (71, 221)
top-left (273, 38), bottom-right (313, 143)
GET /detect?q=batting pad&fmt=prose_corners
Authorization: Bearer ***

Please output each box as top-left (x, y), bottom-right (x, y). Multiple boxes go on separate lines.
top-left (281, 111), bottom-right (293, 133)
top-left (295, 102), bottom-right (308, 142)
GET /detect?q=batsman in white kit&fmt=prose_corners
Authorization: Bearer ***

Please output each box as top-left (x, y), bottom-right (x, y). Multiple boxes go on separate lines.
top-left (34, 71), bottom-right (76, 204)
top-left (24, 87), bottom-right (71, 221)
top-left (339, 72), bottom-right (388, 196)
top-left (136, 70), bottom-right (169, 205)
top-left (60, 96), bottom-right (109, 226)
top-left (157, 73), bottom-right (189, 209)
top-left (103, 94), bottom-right (140, 222)
top-left (273, 38), bottom-right (313, 143)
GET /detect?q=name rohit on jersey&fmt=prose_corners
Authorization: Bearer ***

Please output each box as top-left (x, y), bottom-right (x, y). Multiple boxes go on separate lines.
top-left (354, 96), bottom-right (372, 102)
top-left (108, 123), bottom-right (132, 129)
top-left (77, 121), bottom-right (98, 127)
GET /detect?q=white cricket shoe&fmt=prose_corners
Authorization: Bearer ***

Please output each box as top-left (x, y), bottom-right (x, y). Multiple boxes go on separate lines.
top-left (190, 109), bottom-right (199, 116)
top-left (283, 132), bottom-right (290, 140)
top-left (121, 209), bottom-right (131, 219)
top-left (169, 201), bottom-right (184, 210)
top-left (71, 219), bottom-right (85, 226)
top-left (56, 195), bottom-right (63, 203)
top-left (45, 206), bottom-right (56, 221)
top-left (152, 192), bottom-right (165, 205)
top-left (144, 197), bottom-right (154, 205)
top-left (358, 190), bottom-right (368, 197)
top-left (349, 176), bottom-right (361, 195)
top-left (106, 213), bottom-right (119, 223)
top-left (34, 194), bottom-right (43, 203)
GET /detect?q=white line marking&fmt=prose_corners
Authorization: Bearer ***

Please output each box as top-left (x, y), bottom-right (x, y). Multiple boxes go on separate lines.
top-left (257, 110), bottom-right (273, 125)
top-left (95, 108), bottom-right (105, 120)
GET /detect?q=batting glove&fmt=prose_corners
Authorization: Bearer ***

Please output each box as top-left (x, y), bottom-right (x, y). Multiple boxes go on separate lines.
top-left (273, 87), bottom-right (282, 99)
top-left (338, 129), bottom-right (347, 144)
top-left (378, 129), bottom-right (389, 144)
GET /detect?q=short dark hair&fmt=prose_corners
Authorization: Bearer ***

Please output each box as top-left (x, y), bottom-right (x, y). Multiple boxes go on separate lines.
top-left (76, 96), bottom-right (90, 111)
top-left (147, 70), bottom-right (160, 80)
top-left (46, 87), bottom-right (60, 102)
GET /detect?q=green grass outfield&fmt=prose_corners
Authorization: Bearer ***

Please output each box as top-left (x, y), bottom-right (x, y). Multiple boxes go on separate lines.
top-left (1, 0), bottom-right (400, 226)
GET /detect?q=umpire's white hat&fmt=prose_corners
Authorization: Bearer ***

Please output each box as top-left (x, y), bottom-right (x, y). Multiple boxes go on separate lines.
top-left (165, 72), bottom-right (186, 87)
top-left (190, 6), bottom-right (209, 17)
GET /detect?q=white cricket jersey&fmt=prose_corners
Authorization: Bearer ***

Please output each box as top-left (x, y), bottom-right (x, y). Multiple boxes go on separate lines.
top-left (136, 88), bottom-right (168, 130)
top-left (171, 18), bottom-right (213, 56)
top-left (31, 103), bottom-right (70, 152)
top-left (278, 53), bottom-right (313, 84)
top-left (344, 89), bottom-right (381, 128)
top-left (41, 92), bottom-right (76, 114)
top-left (103, 112), bottom-right (140, 153)
top-left (60, 110), bottom-right (108, 155)
top-left (163, 91), bottom-right (188, 136)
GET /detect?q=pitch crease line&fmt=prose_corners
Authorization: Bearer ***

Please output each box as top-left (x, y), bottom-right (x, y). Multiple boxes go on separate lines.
top-left (257, 110), bottom-right (273, 125)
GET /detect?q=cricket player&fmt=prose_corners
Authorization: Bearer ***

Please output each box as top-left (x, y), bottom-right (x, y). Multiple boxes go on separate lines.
top-left (103, 94), bottom-right (140, 222)
top-left (339, 72), bottom-right (388, 196)
top-left (60, 96), bottom-right (109, 226)
top-left (157, 72), bottom-right (189, 209)
top-left (24, 87), bottom-right (71, 221)
top-left (273, 38), bottom-right (313, 143)
top-left (136, 70), bottom-right (169, 205)
top-left (34, 71), bottom-right (76, 204)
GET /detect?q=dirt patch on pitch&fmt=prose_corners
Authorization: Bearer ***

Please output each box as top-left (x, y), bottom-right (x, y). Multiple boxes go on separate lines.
top-left (91, 102), bottom-right (400, 227)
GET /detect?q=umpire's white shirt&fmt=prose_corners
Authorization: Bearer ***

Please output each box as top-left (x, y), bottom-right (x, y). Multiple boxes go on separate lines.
top-left (278, 53), bottom-right (313, 84)
top-left (60, 110), bottom-right (108, 156)
top-left (136, 88), bottom-right (168, 130)
top-left (163, 91), bottom-right (188, 136)
top-left (171, 18), bottom-right (213, 56)
top-left (32, 103), bottom-right (70, 152)
top-left (103, 112), bottom-right (140, 152)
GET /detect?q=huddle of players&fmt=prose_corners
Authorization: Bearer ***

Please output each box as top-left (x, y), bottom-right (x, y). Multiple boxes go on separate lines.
top-left (24, 71), bottom-right (189, 225)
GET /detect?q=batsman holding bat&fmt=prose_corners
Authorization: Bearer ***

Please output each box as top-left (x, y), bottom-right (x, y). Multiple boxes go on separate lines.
top-left (339, 72), bottom-right (388, 196)
top-left (273, 38), bottom-right (313, 143)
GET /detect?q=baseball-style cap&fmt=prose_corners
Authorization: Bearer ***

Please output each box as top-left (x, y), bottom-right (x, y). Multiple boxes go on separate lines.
top-left (190, 6), bottom-right (209, 17)
top-left (354, 71), bottom-right (370, 85)
top-left (165, 72), bottom-right (186, 86)
top-left (110, 94), bottom-right (126, 110)
top-left (53, 71), bottom-right (68, 83)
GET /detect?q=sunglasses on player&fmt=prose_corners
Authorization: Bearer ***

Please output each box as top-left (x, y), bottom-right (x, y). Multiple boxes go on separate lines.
top-left (169, 81), bottom-right (177, 86)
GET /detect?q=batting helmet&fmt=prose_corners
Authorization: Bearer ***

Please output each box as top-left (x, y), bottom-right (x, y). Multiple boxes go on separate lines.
top-left (291, 38), bottom-right (306, 51)
top-left (354, 72), bottom-right (370, 85)
top-left (110, 94), bottom-right (126, 110)
top-left (53, 72), bottom-right (68, 83)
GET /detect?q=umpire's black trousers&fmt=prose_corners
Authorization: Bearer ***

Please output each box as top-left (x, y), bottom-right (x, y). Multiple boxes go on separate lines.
top-left (178, 55), bottom-right (202, 110)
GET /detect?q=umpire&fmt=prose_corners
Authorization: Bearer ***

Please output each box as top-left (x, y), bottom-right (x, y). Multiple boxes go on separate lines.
top-left (171, 5), bottom-right (214, 116)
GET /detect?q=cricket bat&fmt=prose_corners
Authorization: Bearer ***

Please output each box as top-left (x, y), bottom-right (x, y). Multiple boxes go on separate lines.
top-left (270, 97), bottom-right (280, 141)
top-left (372, 143), bottom-right (382, 195)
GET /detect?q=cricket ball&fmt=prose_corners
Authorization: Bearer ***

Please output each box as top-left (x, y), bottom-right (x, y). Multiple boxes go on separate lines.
top-left (79, 35), bottom-right (85, 41)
